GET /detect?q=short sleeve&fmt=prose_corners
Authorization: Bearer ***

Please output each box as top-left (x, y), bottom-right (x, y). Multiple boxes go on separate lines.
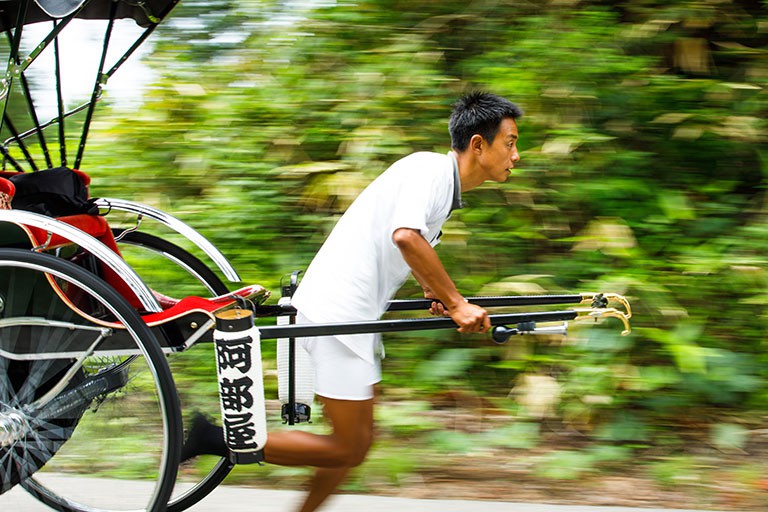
top-left (387, 156), bottom-right (453, 247)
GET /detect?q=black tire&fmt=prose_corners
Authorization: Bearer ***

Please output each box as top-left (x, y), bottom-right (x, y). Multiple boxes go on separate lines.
top-left (0, 248), bottom-right (183, 512)
top-left (110, 230), bottom-right (234, 511)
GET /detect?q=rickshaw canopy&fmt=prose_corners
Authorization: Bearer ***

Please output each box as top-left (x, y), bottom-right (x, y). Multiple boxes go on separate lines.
top-left (0, 0), bottom-right (178, 30)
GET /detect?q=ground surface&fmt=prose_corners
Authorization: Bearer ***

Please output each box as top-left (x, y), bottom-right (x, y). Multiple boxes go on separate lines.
top-left (213, 399), bottom-right (768, 512)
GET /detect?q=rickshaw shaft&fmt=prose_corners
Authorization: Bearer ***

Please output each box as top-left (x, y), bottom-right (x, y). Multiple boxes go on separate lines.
top-left (257, 310), bottom-right (579, 340)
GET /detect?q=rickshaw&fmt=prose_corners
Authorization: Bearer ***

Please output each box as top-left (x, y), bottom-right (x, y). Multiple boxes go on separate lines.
top-left (0, 1), bottom-right (632, 511)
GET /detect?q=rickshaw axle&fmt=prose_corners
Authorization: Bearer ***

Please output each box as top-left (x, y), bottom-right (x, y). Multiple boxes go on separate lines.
top-left (0, 408), bottom-right (27, 447)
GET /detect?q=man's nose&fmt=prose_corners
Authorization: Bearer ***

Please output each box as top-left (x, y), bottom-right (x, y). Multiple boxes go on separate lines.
top-left (511, 149), bottom-right (520, 163)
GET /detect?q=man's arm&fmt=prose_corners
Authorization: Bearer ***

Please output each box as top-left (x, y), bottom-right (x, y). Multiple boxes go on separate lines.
top-left (411, 268), bottom-right (445, 316)
top-left (393, 228), bottom-right (490, 333)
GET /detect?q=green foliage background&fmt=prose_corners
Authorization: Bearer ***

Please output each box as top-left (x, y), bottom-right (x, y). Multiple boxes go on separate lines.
top-left (34, 0), bottom-right (768, 498)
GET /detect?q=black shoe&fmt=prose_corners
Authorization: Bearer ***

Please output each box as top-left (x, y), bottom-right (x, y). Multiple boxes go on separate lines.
top-left (180, 412), bottom-right (228, 461)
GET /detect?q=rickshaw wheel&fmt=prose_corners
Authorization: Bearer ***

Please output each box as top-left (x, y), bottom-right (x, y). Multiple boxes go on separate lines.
top-left (0, 248), bottom-right (182, 512)
top-left (111, 230), bottom-right (235, 511)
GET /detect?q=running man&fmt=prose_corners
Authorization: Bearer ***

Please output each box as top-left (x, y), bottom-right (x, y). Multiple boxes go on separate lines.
top-left (184, 91), bottom-right (523, 512)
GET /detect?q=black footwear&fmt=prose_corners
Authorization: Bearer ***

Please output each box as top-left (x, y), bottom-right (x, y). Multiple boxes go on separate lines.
top-left (180, 412), bottom-right (228, 461)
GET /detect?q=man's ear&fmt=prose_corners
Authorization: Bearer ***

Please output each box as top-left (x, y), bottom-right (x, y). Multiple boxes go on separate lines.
top-left (470, 134), bottom-right (484, 153)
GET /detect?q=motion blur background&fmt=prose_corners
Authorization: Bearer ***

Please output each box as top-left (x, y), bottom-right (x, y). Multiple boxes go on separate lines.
top-left (20, 0), bottom-right (768, 509)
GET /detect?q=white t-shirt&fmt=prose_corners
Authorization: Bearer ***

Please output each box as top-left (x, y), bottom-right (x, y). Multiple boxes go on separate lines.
top-left (291, 151), bottom-right (461, 363)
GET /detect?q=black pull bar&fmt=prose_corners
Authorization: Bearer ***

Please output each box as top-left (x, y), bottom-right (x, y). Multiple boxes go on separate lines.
top-left (256, 310), bottom-right (578, 340)
top-left (386, 294), bottom-right (584, 311)
top-left (254, 294), bottom-right (586, 317)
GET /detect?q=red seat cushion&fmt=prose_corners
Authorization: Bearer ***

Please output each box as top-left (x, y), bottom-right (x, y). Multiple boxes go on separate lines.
top-left (142, 285), bottom-right (269, 326)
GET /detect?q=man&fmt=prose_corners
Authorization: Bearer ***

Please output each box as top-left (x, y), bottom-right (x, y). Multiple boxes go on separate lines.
top-left (184, 91), bottom-right (522, 512)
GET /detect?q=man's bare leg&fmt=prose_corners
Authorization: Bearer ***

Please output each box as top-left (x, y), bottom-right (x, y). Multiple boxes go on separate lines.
top-left (264, 393), bottom-right (375, 512)
top-left (181, 389), bottom-right (375, 511)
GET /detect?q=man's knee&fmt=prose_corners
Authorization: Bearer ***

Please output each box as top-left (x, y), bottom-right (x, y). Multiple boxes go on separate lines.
top-left (320, 395), bottom-right (375, 468)
top-left (334, 448), bottom-right (368, 468)
top-left (330, 436), bottom-right (372, 468)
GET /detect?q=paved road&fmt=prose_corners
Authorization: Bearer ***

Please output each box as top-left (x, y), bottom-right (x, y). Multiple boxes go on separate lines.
top-left (3, 479), bottom-right (727, 512)
top-left (181, 487), bottom-right (728, 512)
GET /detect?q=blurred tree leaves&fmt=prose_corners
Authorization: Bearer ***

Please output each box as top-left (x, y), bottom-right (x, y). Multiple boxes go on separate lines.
top-left (83, 0), bottom-right (768, 451)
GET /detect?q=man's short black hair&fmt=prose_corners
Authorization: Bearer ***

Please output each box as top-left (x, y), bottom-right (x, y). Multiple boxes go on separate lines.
top-left (449, 92), bottom-right (523, 151)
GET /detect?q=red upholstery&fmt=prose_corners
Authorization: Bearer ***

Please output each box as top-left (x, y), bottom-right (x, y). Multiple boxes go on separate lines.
top-left (0, 177), bottom-right (14, 209)
top-left (19, 203), bottom-right (146, 310)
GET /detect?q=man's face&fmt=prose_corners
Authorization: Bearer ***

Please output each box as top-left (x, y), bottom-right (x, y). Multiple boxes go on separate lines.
top-left (479, 117), bottom-right (520, 183)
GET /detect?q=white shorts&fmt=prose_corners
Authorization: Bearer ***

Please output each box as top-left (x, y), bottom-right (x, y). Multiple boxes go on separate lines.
top-left (296, 314), bottom-right (381, 401)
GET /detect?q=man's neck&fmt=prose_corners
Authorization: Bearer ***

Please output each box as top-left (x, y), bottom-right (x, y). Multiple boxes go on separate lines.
top-left (453, 149), bottom-right (484, 192)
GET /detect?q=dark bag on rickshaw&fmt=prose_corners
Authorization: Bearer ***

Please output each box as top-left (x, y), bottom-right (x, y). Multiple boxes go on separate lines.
top-left (10, 167), bottom-right (98, 217)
